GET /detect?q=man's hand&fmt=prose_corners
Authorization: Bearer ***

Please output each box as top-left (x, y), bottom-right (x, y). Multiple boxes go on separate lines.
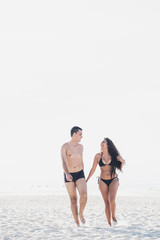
top-left (66, 173), bottom-right (73, 182)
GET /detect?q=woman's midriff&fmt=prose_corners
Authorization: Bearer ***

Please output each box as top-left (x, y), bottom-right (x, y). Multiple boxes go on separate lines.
top-left (100, 169), bottom-right (117, 180)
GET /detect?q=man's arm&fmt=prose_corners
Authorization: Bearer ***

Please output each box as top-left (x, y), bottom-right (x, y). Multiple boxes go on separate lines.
top-left (61, 144), bottom-right (69, 174)
top-left (81, 145), bottom-right (84, 170)
top-left (61, 144), bottom-right (73, 181)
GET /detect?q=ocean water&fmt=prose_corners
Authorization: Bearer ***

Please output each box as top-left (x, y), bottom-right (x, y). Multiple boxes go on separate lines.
top-left (0, 194), bottom-right (160, 240)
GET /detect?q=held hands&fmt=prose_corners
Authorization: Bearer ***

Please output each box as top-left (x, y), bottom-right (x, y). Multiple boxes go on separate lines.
top-left (66, 173), bottom-right (73, 182)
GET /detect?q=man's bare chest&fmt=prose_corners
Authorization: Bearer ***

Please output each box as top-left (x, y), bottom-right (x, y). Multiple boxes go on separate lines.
top-left (66, 147), bottom-right (82, 158)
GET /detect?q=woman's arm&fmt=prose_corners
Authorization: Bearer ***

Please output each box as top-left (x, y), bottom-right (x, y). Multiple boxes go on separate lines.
top-left (86, 153), bottom-right (99, 182)
top-left (117, 155), bottom-right (125, 168)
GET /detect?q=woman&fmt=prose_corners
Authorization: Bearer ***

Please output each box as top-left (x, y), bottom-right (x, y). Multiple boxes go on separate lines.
top-left (86, 138), bottom-right (125, 226)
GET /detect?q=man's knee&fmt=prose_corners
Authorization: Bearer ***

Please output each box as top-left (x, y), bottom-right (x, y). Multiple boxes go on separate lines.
top-left (80, 192), bottom-right (87, 201)
top-left (104, 199), bottom-right (110, 206)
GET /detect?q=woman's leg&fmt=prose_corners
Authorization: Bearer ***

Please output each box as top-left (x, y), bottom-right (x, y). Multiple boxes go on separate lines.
top-left (108, 178), bottom-right (119, 222)
top-left (99, 179), bottom-right (111, 226)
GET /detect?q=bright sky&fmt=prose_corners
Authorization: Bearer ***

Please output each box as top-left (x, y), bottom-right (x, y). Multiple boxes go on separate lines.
top-left (0, 1), bottom-right (160, 194)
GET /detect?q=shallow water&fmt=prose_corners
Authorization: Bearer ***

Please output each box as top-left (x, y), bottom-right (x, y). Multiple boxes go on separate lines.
top-left (0, 195), bottom-right (160, 240)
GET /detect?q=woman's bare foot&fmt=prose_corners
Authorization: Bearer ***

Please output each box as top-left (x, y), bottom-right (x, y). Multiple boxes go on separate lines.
top-left (79, 214), bottom-right (86, 224)
top-left (108, 221), bottom-right (111, 226)
top-left (112, 216), bottom-right (117, 222)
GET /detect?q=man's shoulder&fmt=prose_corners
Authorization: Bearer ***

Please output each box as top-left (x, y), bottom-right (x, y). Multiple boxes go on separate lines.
top-left (61, 142), bottom-right (83, 149)
top-left (61, 142), bottom-right (69, 149)
top-left (78, 143), bottom-right (83, 149)
top-left (78, 143), bottom-right (83, 147)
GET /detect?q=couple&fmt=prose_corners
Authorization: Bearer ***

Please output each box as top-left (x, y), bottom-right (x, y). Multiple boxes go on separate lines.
top-left (61, 126), bottom-right (125, 226)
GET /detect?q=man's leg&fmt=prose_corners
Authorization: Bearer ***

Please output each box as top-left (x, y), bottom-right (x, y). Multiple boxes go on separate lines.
top-left (65, 182), bottom-right (80, 226)
top-left (76, 178), bottom-right (87, 224)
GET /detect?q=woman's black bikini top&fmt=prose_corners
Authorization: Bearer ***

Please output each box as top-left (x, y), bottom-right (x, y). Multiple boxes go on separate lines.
top-left (99, 156), bottom-right (112, 167)
top-left (99, 153), bottom-right (119, 167)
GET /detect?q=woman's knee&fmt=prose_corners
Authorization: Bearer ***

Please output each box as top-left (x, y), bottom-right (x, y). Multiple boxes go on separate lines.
top-left (104, 200), bottom-right (110, 206)
top-left (109, 198), bottom-right (116, 205)
top-left (70, 196), bottom-right (77, 205)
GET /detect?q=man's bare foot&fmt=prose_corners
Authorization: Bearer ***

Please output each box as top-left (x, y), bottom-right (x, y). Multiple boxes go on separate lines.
top-left (79, 214), bottom-right (86, 224)
top-left (76, 220), bottom-right (80, 227)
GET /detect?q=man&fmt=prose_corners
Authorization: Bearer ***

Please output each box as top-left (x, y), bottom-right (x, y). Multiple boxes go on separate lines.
top-left (61, 126), bottom-right (87, 226)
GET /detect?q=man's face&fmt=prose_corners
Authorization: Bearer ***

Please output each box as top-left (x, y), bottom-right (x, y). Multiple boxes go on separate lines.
top-left (74, 130), bottom-right (83, 142)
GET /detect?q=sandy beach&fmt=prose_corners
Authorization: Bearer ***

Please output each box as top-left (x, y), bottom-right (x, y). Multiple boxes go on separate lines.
top-left (0, 194), bottom-right (159, 240)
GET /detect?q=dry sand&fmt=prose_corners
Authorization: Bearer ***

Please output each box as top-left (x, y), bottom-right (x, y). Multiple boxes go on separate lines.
top-left (0, 194), bottom-right (160, 240)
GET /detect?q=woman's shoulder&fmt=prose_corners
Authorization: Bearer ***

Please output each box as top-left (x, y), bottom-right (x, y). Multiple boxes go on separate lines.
top-left (95, 152), bottom-right (101, 161)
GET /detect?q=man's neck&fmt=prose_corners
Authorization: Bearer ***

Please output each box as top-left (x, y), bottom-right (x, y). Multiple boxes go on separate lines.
top-left (69, 140), bottom-right (78, 146)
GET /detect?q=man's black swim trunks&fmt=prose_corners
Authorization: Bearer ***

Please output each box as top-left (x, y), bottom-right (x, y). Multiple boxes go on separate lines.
top-left (64, 169), bottom-right (85, 183)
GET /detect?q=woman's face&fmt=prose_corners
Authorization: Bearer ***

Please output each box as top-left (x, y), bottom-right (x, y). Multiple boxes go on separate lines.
top-left (101, 139), bottom-right (108, 151)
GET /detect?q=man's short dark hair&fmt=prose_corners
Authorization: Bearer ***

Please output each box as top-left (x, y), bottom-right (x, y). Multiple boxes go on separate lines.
top-left (71, 126), bottom-right (82, 137)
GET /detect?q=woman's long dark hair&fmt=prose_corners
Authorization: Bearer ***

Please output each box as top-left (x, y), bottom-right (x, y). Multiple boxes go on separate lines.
top-left (105, 138), bottom-right (122, 177)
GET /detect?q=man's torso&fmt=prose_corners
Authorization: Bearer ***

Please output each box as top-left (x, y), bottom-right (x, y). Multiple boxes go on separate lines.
top-left (65, 143), bottom-right (83, 173)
